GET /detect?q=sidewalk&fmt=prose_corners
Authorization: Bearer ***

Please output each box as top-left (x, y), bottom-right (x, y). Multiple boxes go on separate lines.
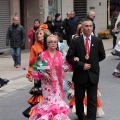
top-left (102, 38), bottom-right (113, 57)
top-left (0, 38), bottom-right (113, 96)
top-left (0, 50), bottom-right (31, 96)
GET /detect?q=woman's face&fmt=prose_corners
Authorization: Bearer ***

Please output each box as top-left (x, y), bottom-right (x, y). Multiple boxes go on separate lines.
top-left (77, 24), bottom-right (82, 30)
top-left (37, 30), bottom-right (44, 43)
top-left (34, 21), bottom-right (40, 27)
top-left (47, 36), bottom-right (58, 50)
top-left (48, 16), bottom-right (52, 21)
top-left (57, 15), bottom-right (61, 21)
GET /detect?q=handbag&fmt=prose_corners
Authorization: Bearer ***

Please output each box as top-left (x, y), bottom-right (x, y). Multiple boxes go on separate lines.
top-left (29, 80), bottom-right (42, 95)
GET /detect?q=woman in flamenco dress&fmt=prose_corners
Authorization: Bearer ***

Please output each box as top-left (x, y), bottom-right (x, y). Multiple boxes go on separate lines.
top-left (29, 35), bottom-right (72, 120)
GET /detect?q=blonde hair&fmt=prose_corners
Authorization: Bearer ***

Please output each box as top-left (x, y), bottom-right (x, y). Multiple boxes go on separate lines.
top-left (47, 34), bottom-right (58, 42)
top-left (35, 28), bottom-right (51, 41)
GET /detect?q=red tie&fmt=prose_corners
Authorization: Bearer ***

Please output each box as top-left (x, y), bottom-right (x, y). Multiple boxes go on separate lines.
top-left (85, 38), bottom-right (90, 56)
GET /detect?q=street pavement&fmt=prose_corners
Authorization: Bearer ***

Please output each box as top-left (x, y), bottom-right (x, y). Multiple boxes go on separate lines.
top-left (0, 38), bottom-right (120, 120)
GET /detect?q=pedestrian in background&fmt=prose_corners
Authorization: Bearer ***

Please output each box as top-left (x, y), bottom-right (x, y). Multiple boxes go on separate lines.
top-left (66, 19), bottom-right (106, 120)
top-left (110, 10), bottom-right (119, 55)
top-left (86, 11), bottom-right (96, 36)
top-left (62, 11), bottom-right (71, 46)
top-left (67, 11), bottom-right (80, 46)
top-left (44, 15), bottom-right (54, 33)
top-left (28, 19), bottom-right (40, 50)
top-left (6, 16), bottom-right (25, 68)
top-left (53, 13), bottom-right (64, 42)
top-left (111, 10), bottom-right (119, 47)
top-left (72, 22), bottom-right (83, 39)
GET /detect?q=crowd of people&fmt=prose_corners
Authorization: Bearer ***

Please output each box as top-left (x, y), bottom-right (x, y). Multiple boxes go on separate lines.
top-left (20, 10), bottom-right (106, 120)
top-left (4, 9), bottom-right (120, 120)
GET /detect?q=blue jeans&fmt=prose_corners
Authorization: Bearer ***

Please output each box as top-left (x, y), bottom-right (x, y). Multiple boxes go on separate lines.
top-left (10, 47), bottom-right (21, 65)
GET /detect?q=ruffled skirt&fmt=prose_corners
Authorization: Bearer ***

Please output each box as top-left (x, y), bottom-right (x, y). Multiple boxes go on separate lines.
top-left (29, 99), bottom-right (70, 120)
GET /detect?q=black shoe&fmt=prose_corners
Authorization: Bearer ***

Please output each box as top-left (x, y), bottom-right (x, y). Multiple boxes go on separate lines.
top-left (83, 115), bottom-right (87, 120)
top-left (0, 78), bottom-right (9, 88)
top-left (111, 52), bottom-right (117, 56)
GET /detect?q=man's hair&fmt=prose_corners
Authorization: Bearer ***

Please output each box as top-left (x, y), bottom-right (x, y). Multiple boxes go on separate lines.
top-left (34, 19), bottom-right (40, 23)
top-left (13, 16), bottom-right (18, 20)
top-left (81, 18), bottom-right (92, 26)
top-left (82, 18), bottom-right (92, 22)
top-left (87, 11), bottom-right (95, 17)
top-left (71, 11), bottom-right (75, 15)
top-left (66, 11), bottom-right (71, 15)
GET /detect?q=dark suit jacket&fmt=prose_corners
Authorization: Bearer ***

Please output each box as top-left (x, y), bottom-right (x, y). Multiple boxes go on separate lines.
top-left (66, 35), bottom-right (106, 84)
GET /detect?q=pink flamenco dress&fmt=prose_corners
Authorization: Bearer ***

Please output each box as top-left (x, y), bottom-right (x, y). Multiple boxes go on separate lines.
top-left (29, 50), bottom-right (72, 120)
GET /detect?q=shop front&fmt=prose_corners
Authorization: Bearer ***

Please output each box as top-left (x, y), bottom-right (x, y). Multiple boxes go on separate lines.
top-left (0, 0), bottom-right (10, 53)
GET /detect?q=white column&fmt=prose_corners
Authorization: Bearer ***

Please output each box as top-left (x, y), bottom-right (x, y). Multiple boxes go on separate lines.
top-left (61, 0), bottom-right (73, 19)
top-left (43, 0), bottom-right (49, 22)
top-left (87, 0), bottom-right (108, 36)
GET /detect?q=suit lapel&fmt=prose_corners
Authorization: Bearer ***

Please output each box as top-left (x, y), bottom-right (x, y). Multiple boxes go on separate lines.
top-left (81, 36), bottom-right (86, 55)
top-left (78, 36), bottom-right (86, 59)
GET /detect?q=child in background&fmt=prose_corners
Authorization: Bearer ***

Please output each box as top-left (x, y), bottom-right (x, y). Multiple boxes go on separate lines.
top-left (67, 81), bottom-right (105, 117)
top-left (53, 32), bottom-right (67, 56)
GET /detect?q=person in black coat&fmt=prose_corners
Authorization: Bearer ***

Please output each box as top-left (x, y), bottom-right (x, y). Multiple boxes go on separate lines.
top-left (62, 11), bottom-right (71, 45)
top-left (53, 13), bottom-right (64, 42)
top-left (66, 18), bottom-right (106, 120)
top-left (67, 11), bottom-right (80, 46)
top-left (86, 11), bottom-right (96, 36)
top-left (44, 15), bottom-right (54, 33)
top-left (6, 16), bottom-right (25, 68)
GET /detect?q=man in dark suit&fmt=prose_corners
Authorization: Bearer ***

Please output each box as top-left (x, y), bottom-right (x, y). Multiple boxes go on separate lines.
top-left (66, 19), bottom-right (106, 120)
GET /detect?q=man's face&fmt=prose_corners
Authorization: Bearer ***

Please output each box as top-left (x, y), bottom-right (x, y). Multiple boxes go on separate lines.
top-left (13, 17), bottom-right (19, 25)
top-left (71, 13), bottom-right (75, 18)
top-left (67, 12), bottom-right (71, 18)
top-left (89, 13), bottom-right (96, 20)
top-left (82, 21), bottom-right (93, 36)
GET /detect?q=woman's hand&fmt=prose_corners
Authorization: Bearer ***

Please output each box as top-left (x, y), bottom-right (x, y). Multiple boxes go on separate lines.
top-left (42, 72), bottom-right (51, 82)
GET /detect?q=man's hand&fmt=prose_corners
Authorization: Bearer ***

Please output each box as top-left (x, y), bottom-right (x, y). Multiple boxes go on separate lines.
top-left (21, 43), bottom-right (25, 47)
top-left (83, 63), bottom-right (91, 70)
top-left (74, 57), bottom-right (79, 61)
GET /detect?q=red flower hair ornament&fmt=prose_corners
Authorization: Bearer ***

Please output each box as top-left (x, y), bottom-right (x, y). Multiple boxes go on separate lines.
top-left (39, 24), bottom-right (48, 29)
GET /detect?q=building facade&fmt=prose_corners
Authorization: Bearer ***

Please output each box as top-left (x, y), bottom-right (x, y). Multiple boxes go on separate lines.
top-left (0, 0), bottom-right (42, 51)
top-left (45, 0), bottom-right (110, 36)
top-left (0, 0), bottom-right (109, 51)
